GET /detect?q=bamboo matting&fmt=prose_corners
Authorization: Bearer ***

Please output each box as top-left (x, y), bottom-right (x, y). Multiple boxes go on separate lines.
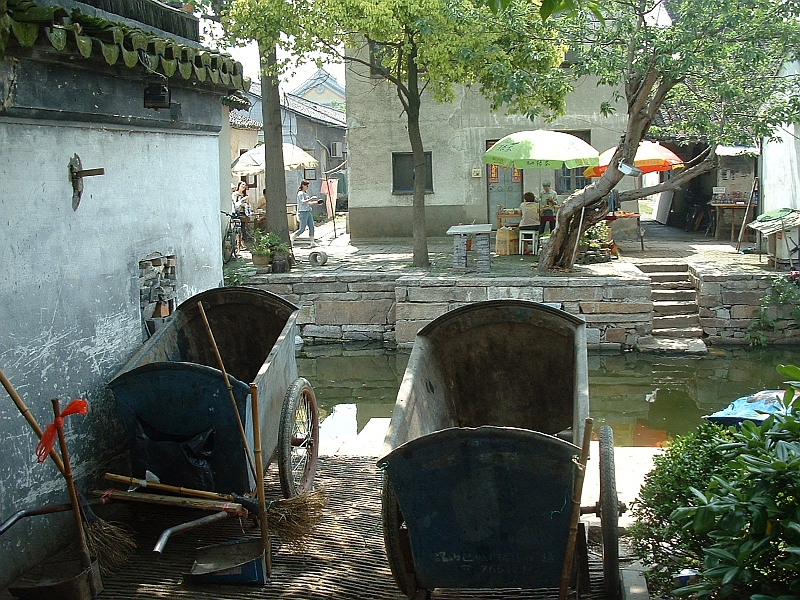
top-left (3, 456), bottom-right (611, 599)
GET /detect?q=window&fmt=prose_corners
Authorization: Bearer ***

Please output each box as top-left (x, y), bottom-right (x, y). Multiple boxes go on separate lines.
top-left (554, 130), bottom-right (591, 194)
top-left (392, 152), bottom-right (433, 194)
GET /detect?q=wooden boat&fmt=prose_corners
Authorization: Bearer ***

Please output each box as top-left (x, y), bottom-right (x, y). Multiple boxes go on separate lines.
top-left (108, 287), bottom-right (319, 498)
top-left (378, 300), bottom-right (620, 599)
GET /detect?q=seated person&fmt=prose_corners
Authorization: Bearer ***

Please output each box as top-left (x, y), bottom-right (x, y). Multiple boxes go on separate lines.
top-left (519, 192), bottom-right (540, 230)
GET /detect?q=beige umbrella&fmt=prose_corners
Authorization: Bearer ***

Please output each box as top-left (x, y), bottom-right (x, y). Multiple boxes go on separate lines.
top-left (231, 143), bottom-right (318, 175)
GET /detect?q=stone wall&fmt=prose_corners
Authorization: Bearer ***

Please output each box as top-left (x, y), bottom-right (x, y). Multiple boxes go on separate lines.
top-left (693, 267), bottom-right (800, 344)
top-left (251, 267), bottom-right (653, 350)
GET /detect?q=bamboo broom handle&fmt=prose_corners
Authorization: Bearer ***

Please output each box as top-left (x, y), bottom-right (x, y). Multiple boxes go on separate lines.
top-left (251, 383), bottom-right (271, 575)
top-left (196, 301), bottom-right (257, 481)
top-left (104, 473), bottom-right (232, 501)
top-left (52, 399), bottom-right (95, 594)
top-left (0, 367), bottom-right (66, 475)
top-left (558, 417), bottom-right (594, 600)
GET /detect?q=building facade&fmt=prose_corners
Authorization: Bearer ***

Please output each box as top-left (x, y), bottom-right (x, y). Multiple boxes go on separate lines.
top-left (0, 0), bottom-right (247, 586)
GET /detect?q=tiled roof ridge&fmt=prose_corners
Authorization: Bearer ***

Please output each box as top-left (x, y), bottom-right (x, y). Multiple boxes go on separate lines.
top-left (3, 0), bottom-right (250, 91)
top-left (282, 92), bottom-right (345, 127)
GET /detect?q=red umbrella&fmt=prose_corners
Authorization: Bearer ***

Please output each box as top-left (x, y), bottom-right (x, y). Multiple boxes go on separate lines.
top-left (584, 141), bottom-right (684, 178)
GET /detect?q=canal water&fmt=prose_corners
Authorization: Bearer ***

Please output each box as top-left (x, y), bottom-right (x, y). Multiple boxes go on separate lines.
top-left (297, 345), bottom-right (798, 448)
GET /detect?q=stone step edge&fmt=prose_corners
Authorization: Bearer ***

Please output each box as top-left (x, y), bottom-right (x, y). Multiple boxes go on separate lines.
top-left (652, 326), bottom-right (704, 338)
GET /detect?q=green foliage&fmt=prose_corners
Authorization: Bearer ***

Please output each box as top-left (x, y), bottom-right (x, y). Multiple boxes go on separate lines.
top-left (272, 242), bottom-right (290, 258)
top-left (223, 259), bottom-right (254, 286)
top-left (628, 423), bottom-right (736, 596)
top-left (250, 230), bottom-right (275, 257)
top-left (580, 221), bottom-right (609, 249)
top-left (671, 365), bottom-right (800, 600)
top-left (746, 275), bottom-right (800, 347)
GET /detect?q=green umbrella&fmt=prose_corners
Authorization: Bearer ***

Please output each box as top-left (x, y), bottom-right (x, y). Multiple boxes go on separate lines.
top-left (482, 130), bottom-right (600, 169)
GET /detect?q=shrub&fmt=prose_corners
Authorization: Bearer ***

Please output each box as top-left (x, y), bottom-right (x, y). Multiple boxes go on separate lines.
top-left (672, 364), bottom-right (800, 600)
top-left (629, 423), bottom-right (736, 596)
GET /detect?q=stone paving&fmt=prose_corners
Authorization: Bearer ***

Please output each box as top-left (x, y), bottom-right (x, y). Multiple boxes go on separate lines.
top-left (239, 213), bottom-right (780, 278)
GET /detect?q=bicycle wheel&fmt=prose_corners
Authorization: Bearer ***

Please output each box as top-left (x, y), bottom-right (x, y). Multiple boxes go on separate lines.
top-left (278, 378), bottom-right (319, 498)
top-left (222, 226), bottom-right (235, 263)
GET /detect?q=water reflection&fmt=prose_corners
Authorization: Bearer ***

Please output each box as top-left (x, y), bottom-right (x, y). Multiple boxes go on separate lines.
top-left (298, 344), bottom-right (798, 447)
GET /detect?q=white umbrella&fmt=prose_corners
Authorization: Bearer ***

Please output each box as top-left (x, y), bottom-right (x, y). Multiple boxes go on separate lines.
top-left (231, 143), bottom-right (318, 175)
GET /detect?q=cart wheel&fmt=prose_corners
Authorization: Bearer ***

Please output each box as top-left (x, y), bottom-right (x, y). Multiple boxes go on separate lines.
top-left (308, 250), bottom-right (328, 266)
top-left (278, 378), bottom-right (319, 498)
top-left (599, 425), bottom-right (621, 599)
top-left (381, 472), bottom-right (429, 600)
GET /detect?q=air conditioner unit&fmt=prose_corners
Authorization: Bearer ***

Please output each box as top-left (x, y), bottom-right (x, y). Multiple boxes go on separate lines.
top-left (331, 141), bottom-right (343, 158)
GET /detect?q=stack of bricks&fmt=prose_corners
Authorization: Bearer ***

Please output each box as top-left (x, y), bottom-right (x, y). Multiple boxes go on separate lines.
top-left (452, 235), bottom-right (468, 273)
top-left (139, 253), bottom-right (178, 336)
top-left (474, 233), bottom-right (491, 272)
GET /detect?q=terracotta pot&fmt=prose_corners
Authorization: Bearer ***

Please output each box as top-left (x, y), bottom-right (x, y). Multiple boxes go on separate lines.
top-left (252, 253), bottom-right (270, 266)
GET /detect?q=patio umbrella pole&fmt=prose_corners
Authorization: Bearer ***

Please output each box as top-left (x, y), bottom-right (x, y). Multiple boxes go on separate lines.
top-left (736, 177), bottom-right (758, 252)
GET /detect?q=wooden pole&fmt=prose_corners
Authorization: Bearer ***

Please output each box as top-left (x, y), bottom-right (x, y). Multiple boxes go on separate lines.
top-left (52, 399), bottom-right (97, 596)
top-left (250, 383), bottom-right (271, 576)
top-left (104, 473), bottom-right (232, 501)
top-left (0, 368), bottom-right (66, 475)
top-left (196, 301), bottom-right (257, 481)
top-left (559, 417), bottom-right (594, 600)
top-left (736, 177), bottom-right (758, 252)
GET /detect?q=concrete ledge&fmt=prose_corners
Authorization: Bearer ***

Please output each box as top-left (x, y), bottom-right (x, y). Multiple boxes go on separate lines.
top-left (622, 562), bottom-right (650, 600)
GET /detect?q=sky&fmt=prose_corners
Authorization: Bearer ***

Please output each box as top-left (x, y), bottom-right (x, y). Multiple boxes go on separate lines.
top-left (222, 42), bottom-right (346, 93)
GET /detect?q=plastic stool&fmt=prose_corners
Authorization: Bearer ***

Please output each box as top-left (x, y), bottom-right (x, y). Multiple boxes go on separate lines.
top-left (518, 229), bottom-right (539, 255)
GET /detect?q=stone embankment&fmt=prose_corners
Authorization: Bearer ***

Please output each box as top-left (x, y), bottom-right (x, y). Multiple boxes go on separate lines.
top-left (248, 261), bottom-right (797, 350)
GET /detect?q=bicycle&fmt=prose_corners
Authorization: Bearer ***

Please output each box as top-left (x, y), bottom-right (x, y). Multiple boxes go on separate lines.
top-left (221, 211), bottom-right (242, 264)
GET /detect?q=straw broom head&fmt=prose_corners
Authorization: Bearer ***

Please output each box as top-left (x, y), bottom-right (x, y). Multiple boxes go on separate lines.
top-left (266, 488), bottom-right (327, 550)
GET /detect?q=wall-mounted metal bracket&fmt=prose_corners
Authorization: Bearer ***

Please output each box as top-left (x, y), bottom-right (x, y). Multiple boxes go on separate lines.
top-left (69, 154), bottom-right (105, 210)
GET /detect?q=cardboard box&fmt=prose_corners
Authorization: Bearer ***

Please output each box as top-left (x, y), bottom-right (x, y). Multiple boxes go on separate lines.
top-left (495, 227), bottom-right (519, 255)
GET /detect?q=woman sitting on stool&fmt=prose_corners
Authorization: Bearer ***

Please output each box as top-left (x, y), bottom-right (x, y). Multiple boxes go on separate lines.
top-left (519, 192), bottom-right (540, 255)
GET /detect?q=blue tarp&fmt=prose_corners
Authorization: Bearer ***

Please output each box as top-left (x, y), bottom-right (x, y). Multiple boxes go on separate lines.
top-left (704, 389), bottom-right (798, 427)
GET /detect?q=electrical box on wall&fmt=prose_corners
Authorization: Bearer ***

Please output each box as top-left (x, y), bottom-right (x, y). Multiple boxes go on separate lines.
top-left (471, 168), bottom-right (482, 178)
top-left (331, 141), bottom-right (344, 158)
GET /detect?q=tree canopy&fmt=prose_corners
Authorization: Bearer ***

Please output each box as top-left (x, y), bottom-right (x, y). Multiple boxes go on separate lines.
top-left (482, 0), bottom-right (800, 270)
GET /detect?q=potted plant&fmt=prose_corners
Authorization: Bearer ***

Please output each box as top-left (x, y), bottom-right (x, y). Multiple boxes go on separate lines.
top-left (250, 231), bottom-right (272, 267)
top-left (271, 242), bottom-right (292, 273)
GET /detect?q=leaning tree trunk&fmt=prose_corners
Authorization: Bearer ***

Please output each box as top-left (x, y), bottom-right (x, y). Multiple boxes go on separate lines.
top-left (538, 70), bottom-right (681, 272)
top-left (259, 44), bottom-right (290, 243)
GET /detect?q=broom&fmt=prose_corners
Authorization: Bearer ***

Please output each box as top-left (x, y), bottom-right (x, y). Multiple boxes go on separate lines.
top-left (104, 473), bottom-right (327, 548)
top-left (0, 367), bottom-right (136, 574)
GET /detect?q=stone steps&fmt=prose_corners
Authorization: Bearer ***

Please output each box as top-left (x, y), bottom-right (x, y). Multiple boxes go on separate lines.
top-left (637, 263), bottom-right (707, 352)
top-left (652, 326), bottom-right (705, 338)
top-left (654, 313), bottom-right (700, 328)
top-left (653, 300), bottom-right (698, 315)
top-left (652, 289), bottom-right (696, 302)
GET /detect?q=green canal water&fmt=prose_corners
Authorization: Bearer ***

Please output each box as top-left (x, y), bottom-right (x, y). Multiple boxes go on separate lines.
top-left (297, 345), bottom-right (798, 448)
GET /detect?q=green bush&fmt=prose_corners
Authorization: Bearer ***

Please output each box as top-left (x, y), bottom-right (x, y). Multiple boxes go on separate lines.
top-left (672, 364), bottom-right (800, 600)
top-left (629, 423), bottom-right (736, 596)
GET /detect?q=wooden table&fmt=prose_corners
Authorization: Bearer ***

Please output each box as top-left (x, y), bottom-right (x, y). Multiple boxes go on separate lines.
top-left (446, 224), bottom-right (491, 272)
top-left (711, 203), bottom-right (753, 241)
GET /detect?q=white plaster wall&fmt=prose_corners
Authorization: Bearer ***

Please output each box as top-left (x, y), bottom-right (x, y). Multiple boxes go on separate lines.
top-left (0, 119), bottom-right (223, 585)
top-left (346, 59), bottom-right (631, 226)
top-left (761, 61), bottom-right (800, 213)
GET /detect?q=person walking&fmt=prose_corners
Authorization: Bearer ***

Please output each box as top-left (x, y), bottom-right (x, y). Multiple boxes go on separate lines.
top-left (291, 179), bottom-right (318, 247)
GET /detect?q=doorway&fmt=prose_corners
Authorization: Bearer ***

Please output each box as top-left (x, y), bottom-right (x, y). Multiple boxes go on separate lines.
top-left (486, 140), bottom-right (522, 228)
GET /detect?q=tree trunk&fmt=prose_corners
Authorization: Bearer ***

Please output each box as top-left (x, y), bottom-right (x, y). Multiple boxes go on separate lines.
top-left (259, 44), bottom-right (290, 243)
top-left (404, 46), bottom-right (429, 267)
